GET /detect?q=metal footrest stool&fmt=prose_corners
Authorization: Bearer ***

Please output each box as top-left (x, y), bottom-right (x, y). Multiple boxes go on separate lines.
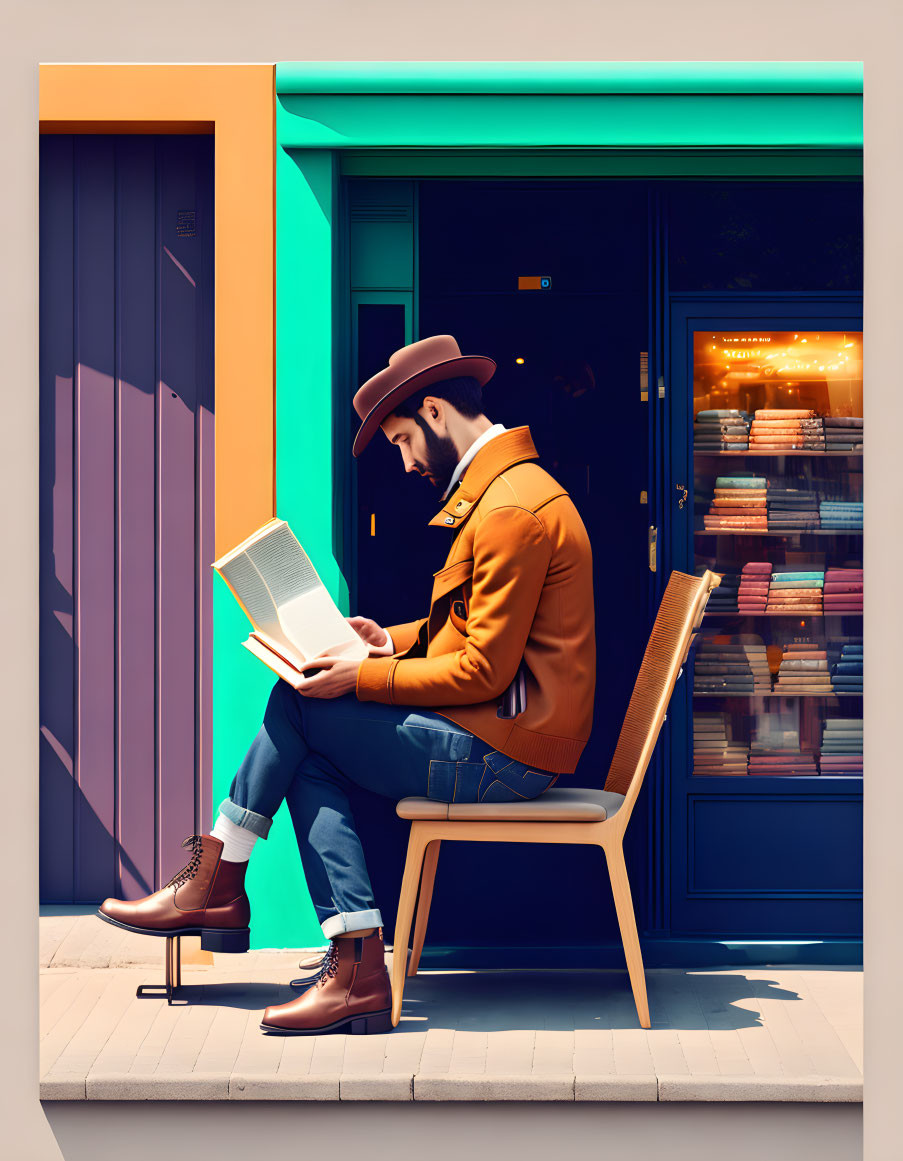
top-left (135, 935), bottom-right (183, 1004)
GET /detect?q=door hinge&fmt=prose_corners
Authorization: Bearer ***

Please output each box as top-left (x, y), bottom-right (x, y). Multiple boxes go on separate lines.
top-left (658, 375), bottom-right (666, 400)
top-left (648, 525), bottom-right (657, 573)
top-left (640, 351), bottom-right (649, 402)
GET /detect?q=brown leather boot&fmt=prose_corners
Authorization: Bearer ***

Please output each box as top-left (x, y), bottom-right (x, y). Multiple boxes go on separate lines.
top-left (96, 834), bottom-right (251, 953)
top-left (261, 930), bottom-right (392, 1035)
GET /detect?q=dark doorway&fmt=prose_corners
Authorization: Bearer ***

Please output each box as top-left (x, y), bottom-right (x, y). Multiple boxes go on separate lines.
top-left (351, 180), bottom-right (651, 953)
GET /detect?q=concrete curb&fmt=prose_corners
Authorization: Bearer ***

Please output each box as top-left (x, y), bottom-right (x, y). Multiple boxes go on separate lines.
top-left (41, 1070), bottom-right (865, 1103)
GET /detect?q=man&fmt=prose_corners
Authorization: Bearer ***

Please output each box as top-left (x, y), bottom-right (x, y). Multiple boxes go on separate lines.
top-left (97, 334), bottom-right (596, 1036)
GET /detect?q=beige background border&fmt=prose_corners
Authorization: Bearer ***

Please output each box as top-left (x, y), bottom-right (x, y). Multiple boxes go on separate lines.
top-left (3, 2), bottom-right (899, 1157)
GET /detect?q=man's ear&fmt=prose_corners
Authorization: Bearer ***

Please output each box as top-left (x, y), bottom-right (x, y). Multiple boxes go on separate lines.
top-left (420, 396), bottom-right (447, 433)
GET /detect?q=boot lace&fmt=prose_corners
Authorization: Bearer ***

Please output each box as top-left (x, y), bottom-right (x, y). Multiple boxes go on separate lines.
top-left (164, 834), bottom-right (205, 889)
top-left (317, 941), bottom-right (340, 987)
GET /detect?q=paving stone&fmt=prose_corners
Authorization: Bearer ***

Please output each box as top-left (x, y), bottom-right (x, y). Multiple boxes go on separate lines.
top-left (340, 1074), bottom-right (414, 1100)
top-left (46, 975), bottom-right (137, 1079)
top-left (575, 1075), bottom-right (659, 1101)
top-left (40, 913), bottom-right (81, 968)
top-left (87, 1072), bottom-right (229, 1100)
top-left (658, 1074), bottom-right (863, 1102)
top-left (414, 1074), bottom-right (575, 1101)
top-left (230, 1074), bottom-right (340, 1100)
top-left (39, 1075), bottom-right (85, 1100)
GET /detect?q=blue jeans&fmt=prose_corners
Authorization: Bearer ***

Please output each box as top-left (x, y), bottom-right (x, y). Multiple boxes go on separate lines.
top-left (220, 679), bottom-right (558, 938)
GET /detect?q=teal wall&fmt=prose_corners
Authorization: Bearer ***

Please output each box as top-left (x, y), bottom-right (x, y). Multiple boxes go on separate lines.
top-left (219, 62), bottom-right (863, 950)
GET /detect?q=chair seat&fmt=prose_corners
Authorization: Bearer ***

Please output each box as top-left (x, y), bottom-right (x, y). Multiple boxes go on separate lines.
top-left (396, 787), bottom-right (626, 822)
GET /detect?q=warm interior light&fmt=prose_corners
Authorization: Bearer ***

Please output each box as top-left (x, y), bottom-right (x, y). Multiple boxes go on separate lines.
top-left (515, 357), bottom-right (525, 365)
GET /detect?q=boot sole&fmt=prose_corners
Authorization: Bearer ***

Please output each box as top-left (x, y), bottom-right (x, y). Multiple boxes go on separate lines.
top-left (259, 1009), bottom-right (393, 1036)
top-left (96, 910), bottom-right (250, 953)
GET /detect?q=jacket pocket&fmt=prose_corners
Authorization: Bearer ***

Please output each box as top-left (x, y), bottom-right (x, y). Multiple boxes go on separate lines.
top-left (448, 593), bottom-right (469, 635)
top-left (431, 558), bottom-right (475, 603)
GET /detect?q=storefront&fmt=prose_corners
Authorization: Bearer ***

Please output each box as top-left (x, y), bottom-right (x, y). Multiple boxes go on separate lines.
top-left (266, 63), bottom-right (863, 961)
top-left (37, 63), bottom-right (863, 962)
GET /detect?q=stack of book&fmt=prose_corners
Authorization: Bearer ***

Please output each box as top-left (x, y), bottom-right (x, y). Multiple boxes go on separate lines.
top-left (830, 642), bottom-right (863, 693)
top-left (703, 568), bottom-right (740, 613)
top-left (766, 568), bottom-right (824, 615)
top-left (819, 500), bottom-right (863, 530)
top-left (693, 633), bottom-right (771, 695)
top-left (748, 713), bottom-right (819, 775)
top-left (703, 476), bottom-right (768, 531)
top-left (694, 409), bottom-right (751, 451)
top-left (819, 717), bottom-right (863, 775)
top-left (824, 416), bottom-right (864, 451)
top-left (767, 485), bottom-right (820, 530)
top-left (823, 567), bottom-right (863, 613)
top-left (772, 641), bottom-right (832, 695)
top-left (692, 712), bottom-right (750, 775)
top-left (737, 561), bottom-right (772, 613)
top-left (749, 409), bottom-right (826, 451)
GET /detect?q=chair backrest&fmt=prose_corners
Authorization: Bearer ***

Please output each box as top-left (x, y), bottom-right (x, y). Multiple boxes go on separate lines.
top-left (602, 569), bottom-right (721, 813)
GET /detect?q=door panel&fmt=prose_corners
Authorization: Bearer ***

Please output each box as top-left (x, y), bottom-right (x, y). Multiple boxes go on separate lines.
top-left (39, 135), bottom-right (214, 902)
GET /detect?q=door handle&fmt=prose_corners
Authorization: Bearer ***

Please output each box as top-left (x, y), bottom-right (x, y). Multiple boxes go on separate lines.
top-left (648, 525), bottom-right (657, 573)
top-left (675, 483), bottom-right (688, 509)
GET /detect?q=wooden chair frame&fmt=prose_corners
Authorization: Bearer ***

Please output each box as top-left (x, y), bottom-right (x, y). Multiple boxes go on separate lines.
top-left (390, 569), bottom-right (721, 1030)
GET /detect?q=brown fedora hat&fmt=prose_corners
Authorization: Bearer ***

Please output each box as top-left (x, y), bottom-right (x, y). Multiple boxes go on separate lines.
top-left (351, 335), bottom-right (496, 457)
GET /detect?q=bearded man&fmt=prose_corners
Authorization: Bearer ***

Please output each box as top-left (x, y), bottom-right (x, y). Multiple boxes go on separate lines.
top-left (98, 335), bottom-right (596, 1036)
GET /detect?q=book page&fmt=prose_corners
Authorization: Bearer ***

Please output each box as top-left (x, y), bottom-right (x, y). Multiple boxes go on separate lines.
top-left (278, 587), bottom-right (368, 661)
top-left (217, 548), bottom-right (302, 661)
top-left (244, 523), bottom-right (367, 661)
top-left (217, 552), bottom-right (281, 635)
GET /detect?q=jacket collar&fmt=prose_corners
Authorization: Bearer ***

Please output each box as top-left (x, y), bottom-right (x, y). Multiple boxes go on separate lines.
top-left (428, 426), bottom-right (539, 528)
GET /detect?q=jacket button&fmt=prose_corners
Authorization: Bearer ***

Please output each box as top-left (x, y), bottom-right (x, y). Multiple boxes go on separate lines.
top-left (444, 516), bottom-right (454, 525)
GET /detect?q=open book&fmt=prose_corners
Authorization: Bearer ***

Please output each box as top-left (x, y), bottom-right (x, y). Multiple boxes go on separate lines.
top-left (212, 518), bottom-right (368, 683)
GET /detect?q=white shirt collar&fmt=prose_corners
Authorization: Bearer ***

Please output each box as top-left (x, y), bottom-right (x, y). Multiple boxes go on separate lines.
top-left (441, 423), bottom-right (508, 500)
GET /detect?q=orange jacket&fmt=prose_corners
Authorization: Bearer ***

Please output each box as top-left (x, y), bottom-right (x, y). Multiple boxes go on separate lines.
top-left (355, 427), bottom-right (596, 774)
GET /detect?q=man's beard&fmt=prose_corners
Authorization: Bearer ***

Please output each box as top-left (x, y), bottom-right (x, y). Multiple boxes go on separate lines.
top-left (412, 415), bottom-right (459, 494)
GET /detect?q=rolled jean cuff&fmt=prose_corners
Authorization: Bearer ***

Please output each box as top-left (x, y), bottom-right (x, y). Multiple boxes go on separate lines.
top-left (321, 908), bottom-right (383, 939)
top-left (218, 797), bottom-right (273, 839)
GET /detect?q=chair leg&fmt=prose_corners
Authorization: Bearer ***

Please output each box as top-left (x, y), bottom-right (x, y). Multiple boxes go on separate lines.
top-left (603, 842), bottom-right (651, 1029)
top-left (391, 825), bottom-right (430, 1027)
top-left (408, 840), bottom-right (441, 978)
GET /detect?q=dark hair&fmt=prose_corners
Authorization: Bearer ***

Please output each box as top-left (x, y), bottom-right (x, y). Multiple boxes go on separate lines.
top-left (391, 374), bottom-right (484, 421)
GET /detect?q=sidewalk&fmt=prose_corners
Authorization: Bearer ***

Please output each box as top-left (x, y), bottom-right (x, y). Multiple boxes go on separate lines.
top-left (40, 911), bottom-right (862, 1102)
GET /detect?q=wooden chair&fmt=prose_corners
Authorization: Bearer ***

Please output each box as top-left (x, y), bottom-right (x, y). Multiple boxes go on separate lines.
top-left (390, 568), bottom-right (721, 1030)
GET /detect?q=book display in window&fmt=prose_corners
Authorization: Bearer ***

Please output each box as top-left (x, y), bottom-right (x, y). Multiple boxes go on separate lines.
top-left (691, 330), bottom-right (863, 779)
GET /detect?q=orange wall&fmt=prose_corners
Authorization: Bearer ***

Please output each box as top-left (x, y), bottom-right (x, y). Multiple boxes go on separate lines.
top-left (39, 64), bottom-right (275, 557)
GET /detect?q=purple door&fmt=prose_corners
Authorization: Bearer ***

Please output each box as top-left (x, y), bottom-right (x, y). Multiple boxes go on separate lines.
top-left (39, 135), bottom-right (214, 902)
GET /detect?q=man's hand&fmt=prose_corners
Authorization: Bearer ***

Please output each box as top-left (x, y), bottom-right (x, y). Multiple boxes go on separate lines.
top-left (347, 616), bottom-right (395, 657)
top-left (292, 656), bottom-right (362, 699)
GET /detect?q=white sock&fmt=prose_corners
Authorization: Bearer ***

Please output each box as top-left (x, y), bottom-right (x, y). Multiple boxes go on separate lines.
top-left (210, 814), bottom-right (258, 863)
